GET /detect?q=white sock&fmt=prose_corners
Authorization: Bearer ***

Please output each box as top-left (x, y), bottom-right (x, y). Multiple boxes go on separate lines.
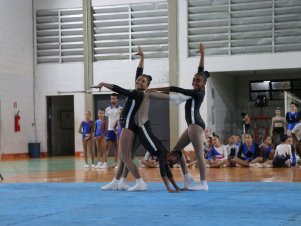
top-left (112, 177), bottom-right (119, 182)
top-left (184, 173), bottom-right (191, 178)
top-left (201, 180), bottom-right (208, 185)
top-left (184, 173), bottom-right (193, 181)
top-left (120, 177), bottom-right (127, 183)
top-left (136, 178), bottom-right (144, 183)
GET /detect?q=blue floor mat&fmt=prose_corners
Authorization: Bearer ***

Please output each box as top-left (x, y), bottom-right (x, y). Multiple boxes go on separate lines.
top-left (1, 182), bottom-right (301, 226)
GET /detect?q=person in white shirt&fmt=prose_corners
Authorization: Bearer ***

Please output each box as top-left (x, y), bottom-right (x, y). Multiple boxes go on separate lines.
top-left (226, 135), bottom-right (239, 158)
top-left (103, 93), bottom-right (123, 169)
top-left (273, 134), bottom-right (292, 167)
top-left (206, 134), bottom-right (228, 168)
top-left (292, 123), bottom-right (301, 142)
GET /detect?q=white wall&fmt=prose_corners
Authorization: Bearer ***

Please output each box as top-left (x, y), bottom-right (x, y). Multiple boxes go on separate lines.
top-left (0, 0), bottom-right (34, 155)
top-left (93, 59), bottom-right (169, 88)
top-left (35, 64), bottom-right (85, 153)
top-left (206, 74), bottom-right (236, 141)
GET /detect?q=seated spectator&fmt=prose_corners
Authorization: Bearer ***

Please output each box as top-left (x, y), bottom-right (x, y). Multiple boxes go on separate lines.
top-left (288, 135), bottom-right (297, 167)
top-left (273, 134), bottom-right (292, 168)
top-left (235, 135), bottom-right (243, 148)
top-left (257, 136), bottom-right (274, 168)
top-left (206, 134), bottom-right (228, 168)
top-left (229, 134), bottom-right (260, 167)
top-left (226, 135), bottom-right (239, 159)
top-left (292, 122), bottom-right (301, 153)
top-left (203, 136), bottom-right (213, 160)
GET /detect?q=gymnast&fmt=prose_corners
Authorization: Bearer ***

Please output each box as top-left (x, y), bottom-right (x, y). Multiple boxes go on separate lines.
top-left (92, 47), bottom-right (183, 192)
top-left (148, 43), bottom-right (209, 191)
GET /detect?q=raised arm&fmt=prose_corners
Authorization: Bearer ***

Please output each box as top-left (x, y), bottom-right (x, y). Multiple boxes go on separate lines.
top-left (135, 46), bottom-right (144, 80)
top-left (198, 43), bottom-right (205, 73)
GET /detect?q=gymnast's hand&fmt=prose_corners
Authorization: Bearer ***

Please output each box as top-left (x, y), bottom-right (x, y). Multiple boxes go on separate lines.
top-left (167, 188), bottom-right (176, 193)
top-left (90, 83), bottom-right (103, 91)
top-left (175, 187), bottom-right (181, 192)
top-left (196, 42), bottom-right (205, 54)
top-left (199, 43), bottom-right (205, 55)
top-left (135, 46), bottom-right (144, 57)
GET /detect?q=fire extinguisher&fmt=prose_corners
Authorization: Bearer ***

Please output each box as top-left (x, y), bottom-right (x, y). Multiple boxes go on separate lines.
top-left (15, 111), bottom-right (21, 132)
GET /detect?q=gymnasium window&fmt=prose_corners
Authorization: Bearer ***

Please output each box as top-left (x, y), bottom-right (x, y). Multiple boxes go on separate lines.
top-left (188, 0), bottom-right (301, 57)
top-left (249, 79), bottom-right (301, 101)
top-left (36, 1), bottom-right (168, 64)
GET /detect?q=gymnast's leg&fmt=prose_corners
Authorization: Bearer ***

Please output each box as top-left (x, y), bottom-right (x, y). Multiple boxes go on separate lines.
top-left (188, 124), bottom-right (208, 191)
top-left (172, 128), bottom-right (193, 189)
top-left (120, 129), bottom-right (147, 191)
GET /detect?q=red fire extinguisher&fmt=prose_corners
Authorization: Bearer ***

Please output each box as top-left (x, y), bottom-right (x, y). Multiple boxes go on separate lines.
top-left (15, 111), bottom-right (20, 132)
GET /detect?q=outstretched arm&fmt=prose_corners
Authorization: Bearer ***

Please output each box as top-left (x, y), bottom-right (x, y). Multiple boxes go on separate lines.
top-left (92, 82), bottom-right (113, 91)
top-left (147, 86), bottom-right (171, 92)
top-left (91, 82), bottom-right (136, 98)
top-left (147, 91), bottom-right (191, 105)
top-left (168, 176), bottom-right (181, 192)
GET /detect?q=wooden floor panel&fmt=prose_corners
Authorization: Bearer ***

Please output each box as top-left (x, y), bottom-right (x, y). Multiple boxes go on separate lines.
top-left (1, 157), bottom-right (301, 183)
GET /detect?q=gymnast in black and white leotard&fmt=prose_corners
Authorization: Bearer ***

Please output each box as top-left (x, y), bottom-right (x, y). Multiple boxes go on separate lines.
top-left (98, 48), bottom-right (145, 191)
top-left (93, 47), bottom-right (182, 192)
top-left (150, 43), bottom-right (209, 191)
top-left (92, 63), bottom-right (149, 191)
top-left (135, 88), bottom-right (183, 192)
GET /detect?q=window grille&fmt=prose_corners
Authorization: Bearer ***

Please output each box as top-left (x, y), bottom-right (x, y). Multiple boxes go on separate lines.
top-left (93, 1), bottom-right (168, 61)
top-left (188, 0), bottom-right (301, 56)
top-left (36, 8), bottom-right (84, 63)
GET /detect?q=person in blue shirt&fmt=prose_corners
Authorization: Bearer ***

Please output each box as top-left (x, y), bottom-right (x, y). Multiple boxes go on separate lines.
top-left (286, 102), bottom-right (299, 135)
top-left (230, 134), bottom-right (260, 167)
top-left (94, 109), bottom-right (106, 169)
top-left (78, 111), bottom-right (94, 168)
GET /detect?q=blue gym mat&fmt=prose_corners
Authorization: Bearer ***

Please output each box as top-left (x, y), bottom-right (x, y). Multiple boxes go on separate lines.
top-left (1, 182), bottom-right (300, 226)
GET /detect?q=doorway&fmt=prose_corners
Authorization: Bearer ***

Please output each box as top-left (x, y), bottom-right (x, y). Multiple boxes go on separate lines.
top-left (47, 96), bottom-right (74, 156)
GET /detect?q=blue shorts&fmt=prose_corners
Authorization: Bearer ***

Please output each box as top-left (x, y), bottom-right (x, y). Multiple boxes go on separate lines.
top-left (288, 123), bottom-right (298, 131)
top-left (106, 130), bottom-right (117, 142)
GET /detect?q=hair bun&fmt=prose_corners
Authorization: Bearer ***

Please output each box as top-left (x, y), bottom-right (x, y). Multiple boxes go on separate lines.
top-left (204, 71), bottom-right (210, 78)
